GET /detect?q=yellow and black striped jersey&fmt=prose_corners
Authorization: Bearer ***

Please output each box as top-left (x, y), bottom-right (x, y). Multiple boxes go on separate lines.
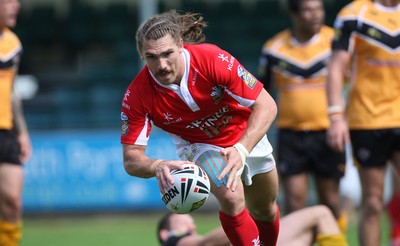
top-left (259, 26), bottom-right (334, 131)
top-left (333, 0), bottom-right (400, 129)
top-left (0, 28), bottom-right (22, 130)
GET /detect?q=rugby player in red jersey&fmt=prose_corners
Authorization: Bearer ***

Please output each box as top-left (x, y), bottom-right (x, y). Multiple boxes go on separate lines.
top-left (120, 10), bottom-right (279, 246)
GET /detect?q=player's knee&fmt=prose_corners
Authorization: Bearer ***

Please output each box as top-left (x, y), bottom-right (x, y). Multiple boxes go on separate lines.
top-left (249, 202), bottom-right (277, 222)
top-left (314, 205), bottom-right (333, 219)
top-left (214, 186), bottom-right (245, 213)
top-left (221, 189), bottom-right (244, 204)
top-left (0, 193), bottom-right (22, 220)
top-left (286, 194), bottom-right (306, 211)
top-left (286, 192), bottom-right (307, 208)
top-left (362, 196), bottom-right (384, 215)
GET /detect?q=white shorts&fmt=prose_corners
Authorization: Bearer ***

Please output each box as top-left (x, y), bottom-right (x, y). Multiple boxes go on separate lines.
top-left (176, 135), bottom-right (276, 186)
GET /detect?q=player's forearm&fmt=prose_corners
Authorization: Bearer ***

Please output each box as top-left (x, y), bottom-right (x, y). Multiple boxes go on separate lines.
top-left (124, 157), bottom-right (162, 178)
top-left (122, 145), bottom-right (159, 178)
top-left (239, 89), bottom-right (277, 152)
top-left (12, 94), bottom-right (29, 135)
top-left (200, 227), bottom-right (231, 246)
top-left (327, 51), bottom-right (348, 108)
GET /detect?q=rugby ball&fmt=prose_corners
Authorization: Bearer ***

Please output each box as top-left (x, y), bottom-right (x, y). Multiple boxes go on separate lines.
top-left (161, 164), bottom-right (210, 214)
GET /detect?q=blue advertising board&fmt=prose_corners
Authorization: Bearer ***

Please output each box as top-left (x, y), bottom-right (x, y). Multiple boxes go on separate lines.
top-left (23, 128), bottom-right (178, 213)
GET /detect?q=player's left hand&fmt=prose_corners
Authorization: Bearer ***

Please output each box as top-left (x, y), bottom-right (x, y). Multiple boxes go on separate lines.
top-left (218, 147), bottom-right (243, 192)
top-left (18, 132), bottom-right (32, 163)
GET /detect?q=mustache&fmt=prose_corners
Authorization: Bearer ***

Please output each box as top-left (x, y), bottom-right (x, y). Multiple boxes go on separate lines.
top-left (156, 69), bottom-right (171, 76)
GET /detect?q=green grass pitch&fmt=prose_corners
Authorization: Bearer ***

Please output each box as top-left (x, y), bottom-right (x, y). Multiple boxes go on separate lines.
top-left (21, 211), bottom-right (390, 246)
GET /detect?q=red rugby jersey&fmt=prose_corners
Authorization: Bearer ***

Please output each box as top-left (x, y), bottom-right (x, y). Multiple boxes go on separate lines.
top-left (120, 43), bottom-right (263, 148)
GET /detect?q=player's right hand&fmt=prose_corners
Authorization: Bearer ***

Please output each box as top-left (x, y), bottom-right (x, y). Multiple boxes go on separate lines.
top-left (327, 118), bottom-right (349, 152)
top-left (155, 160), bottom-right (193, 193)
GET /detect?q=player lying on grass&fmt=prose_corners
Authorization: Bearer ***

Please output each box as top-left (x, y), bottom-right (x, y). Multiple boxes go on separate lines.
top-left (157, 205), bottom-right (348, 246)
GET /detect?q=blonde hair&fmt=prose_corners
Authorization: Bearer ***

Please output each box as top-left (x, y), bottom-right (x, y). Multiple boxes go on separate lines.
top-left (136, 10), bottom-right (207, 53)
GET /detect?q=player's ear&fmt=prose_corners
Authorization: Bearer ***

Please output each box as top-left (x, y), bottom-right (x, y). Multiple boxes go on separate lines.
top-left (178, 38), bottom-right (184, 53)
top-left (159, 229), bottom-right (169, 242)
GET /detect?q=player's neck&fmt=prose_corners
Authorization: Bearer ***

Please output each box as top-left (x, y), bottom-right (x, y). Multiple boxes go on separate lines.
top-left (375, 0), bottom-right (399, 7)
top-left (292, 29), bottom-right (316, 43)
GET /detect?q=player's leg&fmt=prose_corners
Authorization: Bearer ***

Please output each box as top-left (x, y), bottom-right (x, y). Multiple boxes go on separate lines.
top-left (315, 177), bottom-right (341, 217)
top-left (314, 178), bottom-right (340, 214)
top-left (244, 168), bottom-right (280, 246)
top-left (358, 166), bottom-right (386, 246)
top-left (351, 129), bottom-right (393, 246)
top-left (281, 174), bottom-right (308, 213)
top-left (311, 130), bottom-right (346, 221)
top-left (0, 163), bottom-right (23, 246)
top-left (276, 130), bottom-right (310, 214)
top-left (278, 205), bottom-right (347, 246)
top-left (196, 150), bottom-right (259, 246)
top-left (313, 135), bottom-right (347, 232)
top-left (315, 177), bottom-right (348, 233)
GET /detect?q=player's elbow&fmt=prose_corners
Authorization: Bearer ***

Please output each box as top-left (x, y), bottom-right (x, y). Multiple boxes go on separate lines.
top-left (269, 98), bottom-right (277, 119)
top-left (264, 93), bottom-right (277, 122)
top-left (258, 89), bottom-right (277, 119)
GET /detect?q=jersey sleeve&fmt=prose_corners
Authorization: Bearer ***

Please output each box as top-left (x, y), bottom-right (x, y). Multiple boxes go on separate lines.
top-left (201, 44), bottom-right (264, 108)
top-left (120, 75), bottom-right (153, 145)
top-left (258, 40), bottom-right (274, 92)
top-left (332, 1), bottom-right (363, 51)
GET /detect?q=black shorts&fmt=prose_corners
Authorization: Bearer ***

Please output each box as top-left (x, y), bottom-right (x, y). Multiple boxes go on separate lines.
top-left (350, 128), bottom-right (400, 168)
top-left (277, 129), bottom-right (346, 179)
top-left (0, 130), bottom-right (21, 165)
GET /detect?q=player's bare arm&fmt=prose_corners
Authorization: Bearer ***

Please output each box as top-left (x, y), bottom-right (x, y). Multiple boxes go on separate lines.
top-left (326, 50), bottom-right (351, 152)
top-left (219, 89), bottom-right (277, 191)
top-left (122, 144), bottom-right (192, 191)
top-left (243, 89), bottom-right (277, 150)
top-left (178, 227), bottom-right (231, 246)
top-left (12, 93), bottom-right (32, 162)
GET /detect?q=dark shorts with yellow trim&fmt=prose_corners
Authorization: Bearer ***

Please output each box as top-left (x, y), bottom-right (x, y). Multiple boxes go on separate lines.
top-left (350, 128), bottom-right (400, 168)
top-left (0, 130), bottom-right (21, 165)
top-left (277, 129), bottom-right (345, 179)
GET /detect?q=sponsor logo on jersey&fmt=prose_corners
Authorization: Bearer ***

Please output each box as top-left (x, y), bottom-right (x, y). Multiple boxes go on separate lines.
top-left (218, 53), bottom-right (235, 71)
top-left (182, 144), bottom-right (198, 161)
top-left (163, 112), bottom-right (173, 121)
top-left (227, 56), bottom-right (235, 71)
top-left (186, 106), bottom-right (233, 138)
top-left (122, 83), bottom-right (131, 108)
top-left (218, 53), bottom-right (229, 62)
top-left (191, 68), bottom-right (198, 85)
top-left (123, 89), bottom-right (130, 101)
top-left (210, 85), bottom-right (224, 104)
top-left (334, 29), bottom-right (342, 41)
top-left (122, 102), bottom-right (130, 110)
top-left (237, 65), bottom-right (257, 89)
top-left (367, 27), bottom-right (381, 39)
top-left (278, 60), bottom-right (289, 70)
top-left (162, 112), bottom-right (183, 125)
top-left (121, 112), bottom-right (129, 136)
top-left (252, 236), bottom-right (261, 246)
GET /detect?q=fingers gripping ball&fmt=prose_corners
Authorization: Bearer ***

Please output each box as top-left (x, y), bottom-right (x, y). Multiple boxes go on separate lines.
top-left (160, 164), bottom-right (210, 214)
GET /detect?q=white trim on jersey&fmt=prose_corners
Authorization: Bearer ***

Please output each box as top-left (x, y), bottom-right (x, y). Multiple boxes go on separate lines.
top-left (225, 89), bottom-right (256, 108)
top-left (148, 49), bottom-right (200, 112)
top-left (179, 49), bottom-right (200, 112)
top-left (135, 114), bottom-right (151, 145)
